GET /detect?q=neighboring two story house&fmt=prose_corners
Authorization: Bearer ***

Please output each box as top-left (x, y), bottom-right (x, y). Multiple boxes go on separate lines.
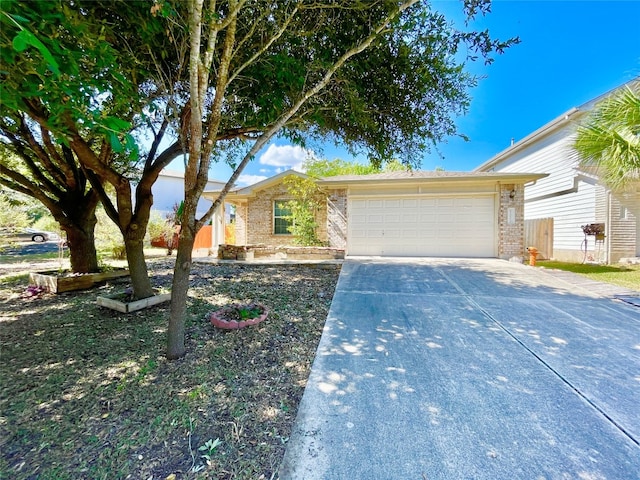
top-left (475, 81), bottom-right (639, 264)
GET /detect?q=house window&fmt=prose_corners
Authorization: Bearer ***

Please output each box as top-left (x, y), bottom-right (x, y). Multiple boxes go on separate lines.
top-left (273, 200), bottom-right (293, 235)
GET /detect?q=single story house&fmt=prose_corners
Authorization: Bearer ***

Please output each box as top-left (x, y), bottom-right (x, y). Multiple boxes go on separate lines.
top-left (204, 169), bottom-right (547, 259)
top-left (475, 81), bottom-right (640, 264)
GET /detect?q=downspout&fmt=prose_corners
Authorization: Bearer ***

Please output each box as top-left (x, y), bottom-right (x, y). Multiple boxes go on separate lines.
top-left (606, 190), bottom-right (612, 264)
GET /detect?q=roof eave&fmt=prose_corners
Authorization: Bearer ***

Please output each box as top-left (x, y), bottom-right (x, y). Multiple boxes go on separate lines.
top-left (320, 173), bottom-right (548, 187)
top-left (202, 169), bottom-right (308, 202)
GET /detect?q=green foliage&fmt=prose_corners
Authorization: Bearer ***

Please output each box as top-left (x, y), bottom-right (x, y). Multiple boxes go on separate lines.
top-left (574, 81), bottom-right (640, 190)
top-left (283, 175), bottom-right (326, 246)
top-left (146, 0), bottom-right (518, 169)
top-left (197, 437), bottom-right (223, 468)
top-left (146, 211), bottom-right (172, 243)
top-left (0, 0), bottom-right (173, 157)
top-left (174, 201), bottom-right (185, 225)
top-left (95, 205), bottom-right (125, 260)
top-left (304, 158), bottom-right (382, 178)
top-left (0, 191), bottom-right (37, 229)
top-left (303, 157), bottom-right (408, 178)
top-left (237, 306), bottom-right (263, 320)
top-left (147, 209), bottom-right (179, 254)
top-left (287, 3), bottom-right (518, 166)
top-left (3, 11), bottom-right (60, 74)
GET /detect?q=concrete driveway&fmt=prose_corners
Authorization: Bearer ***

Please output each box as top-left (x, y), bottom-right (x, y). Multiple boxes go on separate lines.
top-left (280, 258), bottom-right (640, 479)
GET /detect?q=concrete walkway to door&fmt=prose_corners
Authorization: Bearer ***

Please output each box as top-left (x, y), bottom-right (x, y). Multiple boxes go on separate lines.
top-left (279, 258), bottom-right (640, 479)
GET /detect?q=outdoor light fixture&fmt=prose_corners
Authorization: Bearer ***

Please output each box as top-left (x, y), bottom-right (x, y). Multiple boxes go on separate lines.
top-left (509, 188), bottom-right (516, 199)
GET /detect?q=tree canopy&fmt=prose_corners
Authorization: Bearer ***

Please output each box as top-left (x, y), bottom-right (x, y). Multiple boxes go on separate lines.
top-left (164, 0), bottom-right (518, 358)
top-left (574, 80), bottom-right (640, 190)
top-left (1, 0), bottom-right (518, 358)
top-left (303, 157), bottom-right (408, 177)
top-left (1, 0), bottom-right (186, 292)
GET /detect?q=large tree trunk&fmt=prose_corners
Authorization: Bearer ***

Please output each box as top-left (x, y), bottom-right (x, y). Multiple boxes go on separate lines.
top-left (57, 191), bottom-right (101, 273)
top-left (167, 222), bottom-right (195, 360)
top-left (64, 224), bottom-right (99, 273)
top-left (124, 233), bottom-right (154, 299)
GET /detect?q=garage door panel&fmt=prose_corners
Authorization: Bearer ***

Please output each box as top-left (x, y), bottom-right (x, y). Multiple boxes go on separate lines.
top-left (384, 213), bottom-right (402, 223)
top-left (351, 214), bottom-right (368, 225)
top-left (348, 195), bottom-right (495, 257)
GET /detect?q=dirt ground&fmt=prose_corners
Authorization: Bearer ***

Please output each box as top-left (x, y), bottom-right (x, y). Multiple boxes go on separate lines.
top-left (0, 256), bottom-right (341, 479)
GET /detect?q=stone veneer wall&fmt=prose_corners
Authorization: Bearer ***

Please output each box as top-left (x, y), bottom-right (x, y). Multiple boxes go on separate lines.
top-left (218, 244), bottom-right (344, 260)
top-left (327, 189), bottom-right (347, 249)
top-left (498, 183), bottom-right (525, 259)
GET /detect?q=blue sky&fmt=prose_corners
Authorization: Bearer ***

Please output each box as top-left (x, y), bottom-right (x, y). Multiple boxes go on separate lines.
top-left (172, 0), bottom-right (640, 186)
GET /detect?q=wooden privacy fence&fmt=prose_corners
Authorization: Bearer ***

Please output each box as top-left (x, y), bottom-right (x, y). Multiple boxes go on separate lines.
top-left (525, 217), bottom-right (553, 260)
top-left (193, 225), bottom-right (213, 249)
top-left (151, 225), bottom-right (213, 250)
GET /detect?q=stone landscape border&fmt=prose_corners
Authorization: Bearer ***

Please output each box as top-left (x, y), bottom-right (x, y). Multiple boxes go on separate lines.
top-left (218, 244), bottom-right (345, 261)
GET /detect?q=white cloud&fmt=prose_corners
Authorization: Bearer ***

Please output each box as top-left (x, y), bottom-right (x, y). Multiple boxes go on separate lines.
top-left (259, 144), bottom-right (311, 172)
top-left (236, 174), bottom-right (268, 187)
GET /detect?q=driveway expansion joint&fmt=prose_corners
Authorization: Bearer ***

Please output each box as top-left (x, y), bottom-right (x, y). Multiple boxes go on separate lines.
top-left (437, 264), bottom-right (639, 448)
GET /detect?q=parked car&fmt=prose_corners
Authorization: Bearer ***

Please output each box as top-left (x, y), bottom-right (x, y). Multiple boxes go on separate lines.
top-left (9, 228), bottom-right (61, 243)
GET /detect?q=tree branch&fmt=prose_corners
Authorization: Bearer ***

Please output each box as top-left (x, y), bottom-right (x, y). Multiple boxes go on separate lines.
top-left (228, 3), bottom-right (300, 85)
top-left (0, 163), bottom-right (62, 215)
top-left (1, 125), bottom-right (64, 197)
top-left (197, 0), bottom-right (419, 228)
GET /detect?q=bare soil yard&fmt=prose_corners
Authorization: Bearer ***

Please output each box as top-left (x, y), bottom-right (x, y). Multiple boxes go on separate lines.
top-left (0, 256), bottom-right (340, 479)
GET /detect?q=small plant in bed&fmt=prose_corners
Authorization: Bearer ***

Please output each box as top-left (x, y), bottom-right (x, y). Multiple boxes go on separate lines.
top-left (210, 302), bottom-right (269, 329)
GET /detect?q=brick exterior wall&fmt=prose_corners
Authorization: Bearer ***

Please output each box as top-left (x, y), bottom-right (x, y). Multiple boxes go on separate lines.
top-left (234, 203), bottom-right (247, 245)
top-left (240, 183), bottom-right (330, 246)
top-left (498, 183), bottom-right (525, 259)
top-left (327, 189), bottom-right (347, 248)
top-left (246, 183), bottom-right (291, 245)
top-left (232, 179), bottom-right (528, 258)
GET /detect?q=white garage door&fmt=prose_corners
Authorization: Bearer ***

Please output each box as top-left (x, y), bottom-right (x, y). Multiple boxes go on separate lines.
top-left (348, 195), bottom-right (496, 257)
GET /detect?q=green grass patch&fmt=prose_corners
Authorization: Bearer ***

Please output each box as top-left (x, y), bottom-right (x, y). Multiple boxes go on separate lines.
top-left (537, 261), bottom-right (640, 291)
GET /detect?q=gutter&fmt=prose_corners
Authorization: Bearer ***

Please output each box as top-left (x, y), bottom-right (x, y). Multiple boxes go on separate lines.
top-left (524, 175), bottom-right (595, 204)
top-left (320, 173), bottom-right (547, 188)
